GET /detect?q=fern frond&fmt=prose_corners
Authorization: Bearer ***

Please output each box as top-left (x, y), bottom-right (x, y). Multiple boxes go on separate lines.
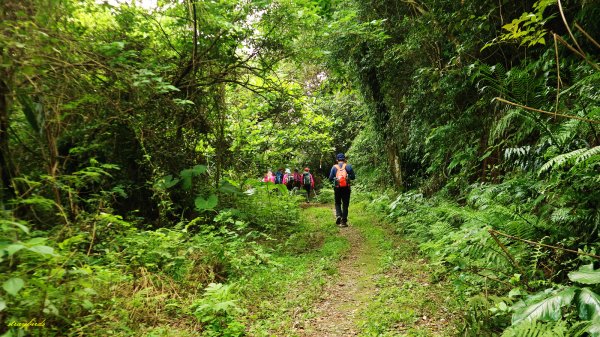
top-left (575, 145), bottom-right (600, 165)
top-left (550, 208), bottom-right (575, 225)
top-left (502, 320), bottom-right (569, 337)
top-left (554, 118), bottom-right (583, 147)
top-left (538, 148), bottom-right (588, 175)
top-left (499, 220), bottom-right (538, 239)
top-left (429, 221), bottom-right (454, 240)
top-left (491, 109), bottom-right (522, 144)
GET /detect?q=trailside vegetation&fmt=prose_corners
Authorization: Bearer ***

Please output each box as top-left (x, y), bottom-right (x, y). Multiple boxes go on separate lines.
top-left (1, 0), bottom-right (337, 335)
top-left (334, 0), bottom-right (600, 335)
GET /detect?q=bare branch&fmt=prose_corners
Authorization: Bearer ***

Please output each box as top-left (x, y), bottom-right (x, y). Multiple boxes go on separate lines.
top-left (575, 23), bottom-right (600, 50)
top-left (489, 229), bottom-right (600, 260)
top-left (494, 97), bottom-right (600, 125)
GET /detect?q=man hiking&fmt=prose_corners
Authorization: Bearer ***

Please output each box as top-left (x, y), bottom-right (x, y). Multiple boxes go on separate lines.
top-left (329, 153), bottom-right (355, 227)
top-left (302, 167), bottom-right (315, 203)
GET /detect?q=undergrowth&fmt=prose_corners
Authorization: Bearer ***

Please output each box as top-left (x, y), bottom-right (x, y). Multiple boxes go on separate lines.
top-left (363, 176), bottom-right (600, 336)
top-left (1, 184), bottom-right (341, 337)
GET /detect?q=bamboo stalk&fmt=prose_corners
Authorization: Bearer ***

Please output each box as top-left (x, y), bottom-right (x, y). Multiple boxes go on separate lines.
top-left (553, 33), bottom-right (562, 117)
top-left (557, 0), bottom-right (584, 54)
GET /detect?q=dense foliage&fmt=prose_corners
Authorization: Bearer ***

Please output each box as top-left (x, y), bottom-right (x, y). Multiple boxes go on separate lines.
top-left (0, 0), bottom-right (599, 335)
top-left (336, 0), bottom-right (600, 334)
top-left (1, 0), bottom-right (336, 335)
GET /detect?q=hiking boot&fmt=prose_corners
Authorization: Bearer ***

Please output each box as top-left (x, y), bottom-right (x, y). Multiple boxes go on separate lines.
top-left (336, 216), bottom-right (342, 225)
top-left (341, 219), bottom-right (348, 227)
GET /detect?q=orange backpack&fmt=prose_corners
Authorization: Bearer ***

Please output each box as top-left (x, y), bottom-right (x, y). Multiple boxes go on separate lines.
top-left (335, 163), bottom-right (348, 187)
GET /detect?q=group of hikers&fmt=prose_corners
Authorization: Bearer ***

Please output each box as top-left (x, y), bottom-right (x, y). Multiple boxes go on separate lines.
top-left (262, 153), bottom-right (355, 228)
top-left (262, 167), bottom-right (316, 200)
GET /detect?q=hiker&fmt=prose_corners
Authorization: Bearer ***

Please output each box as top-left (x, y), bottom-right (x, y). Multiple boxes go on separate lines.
top-left (292, 168), bottom-right (302, 190)
top-left (329, 153), bottom-right (355, 227)
top-left (302, 167), bottom-right (315, 203)
top-left (262, 169), bottom-right (275, 183)
top-left (275, 167), bottom-right (284, 184)
top-left (283, 168), bottom-right (294, 191)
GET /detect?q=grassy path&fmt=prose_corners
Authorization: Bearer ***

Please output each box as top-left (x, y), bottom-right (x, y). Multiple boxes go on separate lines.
top-left (298, 202), bottom-right (459, 337)
top-left (300, 223), bottom-right (374, 336)
top-left (245, 201), bottom-right (459, 336)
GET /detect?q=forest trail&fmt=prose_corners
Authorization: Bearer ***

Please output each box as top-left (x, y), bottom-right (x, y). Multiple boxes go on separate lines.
top-left (299, 220), bottom-right (375, 336)
top-left (295, 203), bottom-right (458, 337)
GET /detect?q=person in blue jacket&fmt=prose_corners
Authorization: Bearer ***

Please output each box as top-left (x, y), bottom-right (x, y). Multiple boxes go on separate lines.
top-left (329, 153), bottom-right (355, 227)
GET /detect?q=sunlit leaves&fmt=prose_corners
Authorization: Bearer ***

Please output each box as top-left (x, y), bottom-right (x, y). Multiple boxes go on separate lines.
top-left (492, 0), bottom-right (557, 48)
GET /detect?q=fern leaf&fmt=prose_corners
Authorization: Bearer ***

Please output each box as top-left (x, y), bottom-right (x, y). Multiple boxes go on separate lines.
top-left (502, 320), bottom-right (569, 337)
top-left (575, 146), bottom-right (600, 165)
top-left (538, 148), bottom-right (588, 175)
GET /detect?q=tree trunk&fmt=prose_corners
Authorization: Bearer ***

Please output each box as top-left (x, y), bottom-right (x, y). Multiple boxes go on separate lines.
top-left (363, 60), bottom-right (403, 189)
top-left (0, 78), bottom-right (15, 201)
top-left (386, 141), bottom-right (403, 189)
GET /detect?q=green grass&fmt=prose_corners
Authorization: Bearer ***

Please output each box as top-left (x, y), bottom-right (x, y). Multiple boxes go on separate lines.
top-left (239, 200), bottom-right (461, 336)
top-left (350, 201), bottom-right (460, 337)
top-left (242, 204), bottom-right (350, 336)
top-left (154, 198), bottom-right (460, 337)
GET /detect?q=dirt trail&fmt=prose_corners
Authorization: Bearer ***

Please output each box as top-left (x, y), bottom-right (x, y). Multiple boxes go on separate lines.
top-left (299, 224), bottom-right (376, 337)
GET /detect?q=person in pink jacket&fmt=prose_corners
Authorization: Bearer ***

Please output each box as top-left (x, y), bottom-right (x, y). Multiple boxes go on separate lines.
top-left (283, 168), bottom-right (294, 191)
top-left (302, 167), bottom-right (315, 203)
top-left (262, 169), bottom-right (275, 183)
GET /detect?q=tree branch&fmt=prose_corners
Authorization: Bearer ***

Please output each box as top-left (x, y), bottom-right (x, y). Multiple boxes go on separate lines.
top-left (494, 97), bottom-right (600, 125)
top-left (489, 229), bottom-right (600, 260)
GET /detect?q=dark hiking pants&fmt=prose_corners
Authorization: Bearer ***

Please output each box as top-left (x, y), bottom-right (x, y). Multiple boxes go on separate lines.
top-left (304, 184), bottom-right (311, 201)
top-left (334, 187), bottom-right (351, 221)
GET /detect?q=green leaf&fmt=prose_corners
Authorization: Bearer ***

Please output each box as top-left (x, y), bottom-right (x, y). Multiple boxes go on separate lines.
top-left (180, 171), bottom-right (194, 190)
top-left (192, 165), bottom-right (207, 175)
top-left (17, 94), bottom-right (44, 134)
top-left (579, 288), bottom-right (600, 320)
top-left (588, 319), bottom-right (600, 337)
top-left (3, 244), bottom-right (25, 256)
top-left (276, 184), bottom-right (288, 194)
top-left (3, 278), bottom-right (24, 296)
top-left (219, 180), bottom-right (241, 195)
top-left (27, 245), bottom-right (56, 256)
top-left (569, 264), bottom-right (600, 284)
top-left (244, 178), bottom-right (261, 187)
top-left (195, 194), bottom-right (218, 211)
top-left (0, 297), bottom-right (5, 311)
top-left (173, 98), bottom-right (195, 105)
top-left (26, 237), bottom-right (47, 245)
top-left (0, 220), bottom-right (30, 234)
top-left (511, 287), bottom-right (576, 324)
top-left (180, 165), bottom-right (207, 190)
top-left (155, 175), bottom-right (180, 189)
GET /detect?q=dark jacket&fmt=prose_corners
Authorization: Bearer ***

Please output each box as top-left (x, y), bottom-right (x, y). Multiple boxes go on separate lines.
top-left (329, 162), bottom-right (355, 186)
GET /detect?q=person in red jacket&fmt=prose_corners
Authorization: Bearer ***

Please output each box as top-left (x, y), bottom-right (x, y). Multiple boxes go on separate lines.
top-left (329, 153), bottom-right (355, 227)
top-left (302, 167), bottom-right (315, 203)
